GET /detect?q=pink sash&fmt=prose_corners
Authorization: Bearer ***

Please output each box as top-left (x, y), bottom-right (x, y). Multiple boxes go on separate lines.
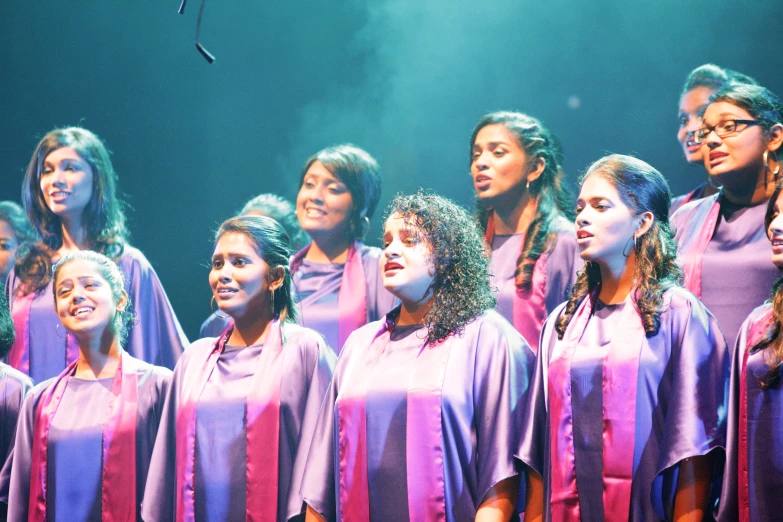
top-left (484, 213), bottom-right (549, 353)
top-left (9, 290), bottom-right (80, 376)
top-left (547, 290), bottom-right (645, 521)
top-left (291, 241), bottom-right (368, 351)
top-left (175, 320), bottom-right (285, 522)
top-left (28, 350), bottom-right (141, 521)
top-left (337, 317), bottom-right (452, 521)
top-left (738, 306), bottom-right (774, 522)
top-left (673, 193), bottom-right (721, 299)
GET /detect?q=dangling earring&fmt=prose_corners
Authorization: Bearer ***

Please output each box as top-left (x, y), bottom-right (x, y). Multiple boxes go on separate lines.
top-left (270, 288), bottom-right (276, 317)
top-left (210, 296), bottom-right (230, 319)
top-left (526, 179), bottom-right (530, 192)
top-left (359, 216), bottom-right (370, 240)
top-left (764, 150), bottom-right (781, 182)
top-left (622, 235), bottom-right (635, 257)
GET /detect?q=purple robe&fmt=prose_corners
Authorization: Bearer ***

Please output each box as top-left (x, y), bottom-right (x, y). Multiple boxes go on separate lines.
top-left (141, 323), bottom-right (335, 522)
top-left (517, 288), bottom-right (729, 521)
top-left (292, 243), bottom-right (397, 353)
top-left (672, 194), bottom-right (779, 347)
top-left (0, 363), bottom-right (33, 512)
top-left (718, 303), bottom-right (783, 522)
top-left (198, 312), bottom-right (232, 339)
top-left (670, 181), bottom-right (710, 216)
top-left (5, 246), bottom-right (188, 383)
top-left (490, 228), bottom-right (582, 352)
top-left (300, 309), bottom-right (535, 522)
top-left (6, 358), bottom-right (171, 522)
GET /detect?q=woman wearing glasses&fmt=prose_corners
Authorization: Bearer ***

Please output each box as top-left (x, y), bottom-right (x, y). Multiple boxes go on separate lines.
top-left (672, 64), bottom-right (757, 214)
top-left (672, 84), bottom-right (783, 347)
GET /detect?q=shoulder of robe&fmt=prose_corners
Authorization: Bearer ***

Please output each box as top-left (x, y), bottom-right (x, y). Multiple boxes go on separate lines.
top-left (178, 337), bottom-right (219, 367)
top-left (0, 362), bottom-right (34, 391)
top-left (356, 242), bottom-right (383, 262)
top-left (472, 310), bottom-right (523, 339)
top-left (669, 191), bottom-right (720, 230)
top-left (281, 322), bottom-right (328, 351)
top-left (133, 359), bottom-right (174, 385)
top-left (25, 376), bottom-right (58, 404)
top-left (117, 245), bottom-right (154, 274)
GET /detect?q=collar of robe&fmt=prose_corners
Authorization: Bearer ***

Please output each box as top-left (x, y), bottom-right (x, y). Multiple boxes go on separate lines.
top-left (336, 309), bottom-right (453, 522)
top-left (674, 190), bottom-right (723, 299)
top-left (174, 319), bottom-right (285, 522)
top-left (547, 288), bottom-right (645, 521)
top-left (29, 349), bottom-right (141, 522)
top-left (291, 240), bottom-right (367, 352)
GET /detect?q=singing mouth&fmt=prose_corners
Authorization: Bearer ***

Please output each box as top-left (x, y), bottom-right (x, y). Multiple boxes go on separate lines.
top-left (384, 262), bottom-right (403, 272)
top-left (576, 230), bottom-right (593, 239)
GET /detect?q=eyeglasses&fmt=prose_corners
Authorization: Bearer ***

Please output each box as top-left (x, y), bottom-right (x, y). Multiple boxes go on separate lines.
top-left (693, 119), bottom-right (760, 144)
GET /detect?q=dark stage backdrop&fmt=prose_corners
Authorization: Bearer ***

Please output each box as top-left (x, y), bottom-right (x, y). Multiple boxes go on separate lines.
top-left (2, 0), bottom-right (782, 339)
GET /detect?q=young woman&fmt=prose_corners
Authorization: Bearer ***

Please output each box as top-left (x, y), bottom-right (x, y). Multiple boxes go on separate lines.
top-left (470, 111), bottom-right (581, 352)
top-left (0, 202), bottom-right (35, 289)
top-left (199, 193), bottom-right (308, 338)
top-left (672, 64), bottom-right (758, 213)
top-left (142, 216), bottom-right (335, 522)
top-left (718, 184), bottom-right (783, 522)
top-left (301, 193), bottom-right (535, 522)
top-left (672, 84), bottom-right (783, 347)
top-left (0, 293), bottom-right (33, 518)
top-left (292, 144), bottom-right (397, 353)
top-left (519, 155), bottom-right (728, 521)
top-left (7, 127), bottom-right (188, 382)
top-left (6, 251), bottom-right (172, 521)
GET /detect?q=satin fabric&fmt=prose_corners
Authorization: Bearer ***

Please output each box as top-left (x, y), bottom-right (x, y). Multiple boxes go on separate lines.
top-left (670, 181), bottom-right (709, 216)
top-left (671, 192), bottom-right (721, 299)
top-left (29, 351), bottom-right (141, 522)
top-left (0, 363), bottom-right (34, 508)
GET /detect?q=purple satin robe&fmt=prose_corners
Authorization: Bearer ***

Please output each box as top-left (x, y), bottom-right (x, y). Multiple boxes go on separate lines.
top-left (672, 195), bottom-right (779, 348)
top-left (141, 324), bottom-right (335, 522)
top-left (6, 358), bottom-right (171, 522)
top-left (5, 246), bottom-right (188, 382)
top-left (292, 243), bottom-right (397, 353)
top-left (670, 181), bottom-right (709, 216)
top-left (517, 288), bottom-right (729, 521)
top-left (718, 303), bottom-right (783, 522)
top-left (300, 309), bottom-right (535, 522)
top-left (0, 363), bottom-right (33, 511)
top-left (490, 229), bottom-right (582, 352)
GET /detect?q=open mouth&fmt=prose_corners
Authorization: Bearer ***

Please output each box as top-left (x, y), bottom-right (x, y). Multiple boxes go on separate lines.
top-left (576, 230), bottom-right (593, 239)
top-left (384, 262), bottom-right (403, 273)
top-left (72, 306), bottom-right (94, 317)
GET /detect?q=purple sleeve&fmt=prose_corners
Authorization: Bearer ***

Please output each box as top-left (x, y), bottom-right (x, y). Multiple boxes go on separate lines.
top-left (121, 247), bottom-right (189, 369)
top-left (0, 367), bottom-right (34, 506)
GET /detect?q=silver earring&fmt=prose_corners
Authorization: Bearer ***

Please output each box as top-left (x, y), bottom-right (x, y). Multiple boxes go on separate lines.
top-left (55, 323), bottom-right (68, 339)
top-left (526, 179), bottom-right (530, 191)
top-left (210, 296), bottom-right (230, 319)
top-left (271, 289), bottom-right (276, 316)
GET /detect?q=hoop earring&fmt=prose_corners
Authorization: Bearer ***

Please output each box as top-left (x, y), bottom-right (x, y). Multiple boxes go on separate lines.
top-left (55, 323), bottom-right (68, 339)
top-left (270, 288), bottom-right (276, 317)
top-left (526, 179), bottom-right (530, 192)
top-left (764, 150), bottom-right (781, 178)
top-left (622, 235), bottom-right (636, 258)
top-left (358, 216), bottom-right (370, 240)
top-left (210, 296), bottom-right (230, 319)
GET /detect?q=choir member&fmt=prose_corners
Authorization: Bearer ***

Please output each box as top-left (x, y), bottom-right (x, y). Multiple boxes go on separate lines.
top-left (199, 193), bottom-right (308, 338)
top-left (0, 202), bottom-right (35, 291)
top-left (6, 127), bottom-right (188, 382)
top-left (0, 293), bottom-right (32, 519)
top-left (470, 111), bottom-right (581, 352)
top-left (718, 183), bottom-right (783, 521)
top-left (7, 250), bottom-right (172, 521)
top-left (292, 144), bottom-right (397, 353)
top-left (672, 84), bottom-right (783, 346)
top-left (519, 155), bottom-right (729, 521)
top-left (302, 192), bottom-right (535, 522)
top-left (672, 64), bottom-right (758, 214)
top-left (142, 215), bottom-right (335, 522)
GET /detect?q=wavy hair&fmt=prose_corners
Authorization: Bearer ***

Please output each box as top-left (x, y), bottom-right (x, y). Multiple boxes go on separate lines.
top-left (470, 111), bottom-right (574, 292)
top-left (239, 193), bottom-right (309, 250)
top-left (555, 155), bottom-right (682, 339)
top-left (215, 216), bottom-right (297, 323)
top-left (0, 292), bottom-right (14, 359)
top-left (385, 192), bottom-right (495, 344)
top-left (17, 127), bottom-right (128, 295)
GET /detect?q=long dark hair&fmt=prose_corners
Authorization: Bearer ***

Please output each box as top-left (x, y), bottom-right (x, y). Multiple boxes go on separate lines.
top-left (555, 155), bottom-right (682, 339)
top-left (215, 216), bottom-right (298, 323)
top-left (17, 127), bottom-right (128, 295)
top-left (681, 63), bottom-right (758, 97)
top-left (385, 192), bottom-right (495, 344)
top-left (470, 111), bottom-right (574, 292)
top-left (0, 292), bottom-right (14, 359)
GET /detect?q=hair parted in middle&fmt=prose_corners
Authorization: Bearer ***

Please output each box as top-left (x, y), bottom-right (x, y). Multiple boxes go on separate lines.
top-left (384, 191), bottom-right (495, 344)
top-left (215, 215), bottom-right (298, 323)
top-left (555, 154), bottom-right (682, 340)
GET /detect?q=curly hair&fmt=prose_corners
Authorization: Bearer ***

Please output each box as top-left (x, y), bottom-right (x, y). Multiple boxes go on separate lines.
top-left (384, 192), bottom-right (495, 344)
top-left (470, 111), bottom-right (574, 292)
top-left (0, 292), bottom-right (14, 359)
top-left (239, 193), bottom-right (309, 250)
top-left (555, 155), bottom-right (682, 339)
top-left (17, 127), bottom-right (128, 295)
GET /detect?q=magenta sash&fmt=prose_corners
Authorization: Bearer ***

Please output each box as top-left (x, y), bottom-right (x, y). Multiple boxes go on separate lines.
top-left (337, 317), bottom-right (452, 521)
top-left (174, 320), bottom-right (285, 522)
top-left (484, 213), bottom-right (549, 353)
top-left (9, 290), bottom-right (80, 376)
top-left (28, 350), bottom-right (141, 522)
top-left (547, 290), bottom-right (645, 521)
top-left (673, 193), bottom-right (721, 299)
top-left (291, 241), bottom-right (368, 351)
top-left (738, 306), bottom-right (774, 522)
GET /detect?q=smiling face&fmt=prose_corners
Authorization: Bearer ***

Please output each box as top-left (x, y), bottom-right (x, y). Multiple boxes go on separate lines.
top-left (677, 86), bottom-right (715, 164)
top-left (39, 147), bottom-right (94, 221)
top-left (0, 220), bottom-right (20, 283)
top-left (381, 213), bottom-right (435, 306)
top-left (575, 174), bottom-right (642, 267)
top-left (471, 124), bottom-right (532, 208)
top-left (209, 232), bottom-right (278, 321)
top-left (54, 259), bottom-right (125, 341)
top-left (296, 161), bottom-right (355, 241)
top-left (767, 190), bottom-right (783, 268)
